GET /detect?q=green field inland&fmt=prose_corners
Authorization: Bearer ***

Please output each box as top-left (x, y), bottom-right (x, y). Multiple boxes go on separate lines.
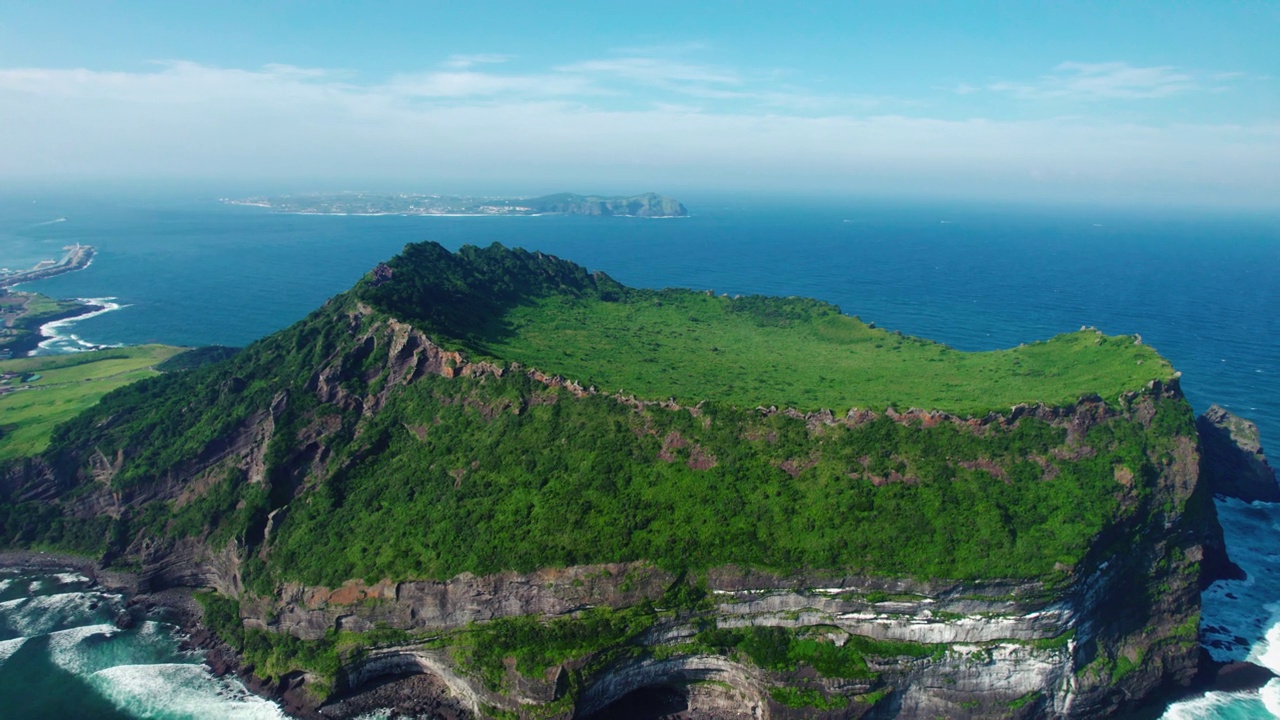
top-left (0, 345), bottom-right (186, 459)
top-left (480, 291), bottom-right (1173, 415)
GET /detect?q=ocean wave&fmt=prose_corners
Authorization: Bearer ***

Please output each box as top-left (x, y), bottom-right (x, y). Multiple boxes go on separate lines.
top-left (89, 663), bottom-right (288, 720)
top-left (46, 623), bottom-right (120, 674)
top-left (1161, 688), bottom-right (1275, 719)
top-left (0, 636), bottom-right (27, 667)
top-left (22, 218), bottom-right (68, 229)
top-left (50, 571), bottom-right (90, 585)
top-left (0, 591), bottom-right (121, 638)
top-left (49, 620), bottom-right (192, 677)
top-left (34, 297), bottom-right (129, 355)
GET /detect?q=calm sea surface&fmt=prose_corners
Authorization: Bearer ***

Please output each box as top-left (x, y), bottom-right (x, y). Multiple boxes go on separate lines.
top-left (1, 194), bottom-right (1278, 718)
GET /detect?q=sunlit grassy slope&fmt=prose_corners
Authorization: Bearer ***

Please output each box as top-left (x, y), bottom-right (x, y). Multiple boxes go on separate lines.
top-left (0, 345), bottom-right (185, 459)
top-left (480, 291), bottom-right (1172, 415)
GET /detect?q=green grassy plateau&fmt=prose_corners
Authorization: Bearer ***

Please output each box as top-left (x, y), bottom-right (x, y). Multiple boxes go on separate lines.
top-left (0, 345), bottom-right (185, 459)
top-left (485, 292), bottom-right (1170, 415)
top-left (365, 242), bottom-right (1173, 415)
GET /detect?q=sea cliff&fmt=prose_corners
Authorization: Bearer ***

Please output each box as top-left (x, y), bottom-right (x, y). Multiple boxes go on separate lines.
top-left (0, 243), bottom-right (1243, 718)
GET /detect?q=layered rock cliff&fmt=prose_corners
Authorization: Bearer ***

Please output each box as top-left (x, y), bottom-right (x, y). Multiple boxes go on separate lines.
top-left (0, 243), bottom-right (1232, 719)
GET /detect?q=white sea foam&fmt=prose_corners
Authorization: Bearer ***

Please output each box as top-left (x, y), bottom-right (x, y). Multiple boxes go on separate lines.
top-left (0, 636), bottom-right (27, 667)
top-left (1160, 688), bottom-right (1273, 719)
top-left (1264, 679), bottom-right (1280, 718)
top-left (89, 663), bottom-right (288, 720)
top-left (0, 590), bottom-right (120, 638)
top-left (49, 619), bottom-right (198, 678)
top-left (34, 297), bottom-right (129, 354)
top-left (51, 572), bottom-right (90, 585)
top-left (46, 623), bottom-right (119, 674)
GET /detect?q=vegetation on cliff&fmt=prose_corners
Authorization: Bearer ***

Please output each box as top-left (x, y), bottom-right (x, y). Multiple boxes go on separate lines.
top-left (2, 243), bottom-right (1192, 585)
top-left (0, 242), bottom-right (1214, 716)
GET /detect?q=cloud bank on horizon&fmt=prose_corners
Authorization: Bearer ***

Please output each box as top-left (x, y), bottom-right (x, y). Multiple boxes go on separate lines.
top-left (0, 2), bottom-right (1276, 207)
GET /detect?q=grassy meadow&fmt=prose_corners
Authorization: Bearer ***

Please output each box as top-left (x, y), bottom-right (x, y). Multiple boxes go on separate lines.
top-left (482, 290), bottom-right (1174, 415)
top-left (0, 345), bottom-right (186, 460)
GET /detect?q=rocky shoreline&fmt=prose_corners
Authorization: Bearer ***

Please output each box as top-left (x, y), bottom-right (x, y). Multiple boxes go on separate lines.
top-left (0, 299), bottom-right (107, 357)
top-left (0, 550), bottom-right (469, 719)
top-left (2, 548), bottom-right (1277, 719)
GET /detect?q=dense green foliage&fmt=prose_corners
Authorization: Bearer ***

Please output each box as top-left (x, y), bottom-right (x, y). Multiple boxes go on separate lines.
top-left (154, 345), bottom-right (241, 372)
top-left (0, 500), bottom-right (109, 555)
top-left (260, 365), bottom-right (1180, 585)
top-left (0, 242), bottom-right (1195, 591)
top-left (359, 242), bottom-right (625, 346)
top-left (42, 307), bottom-right (348, 488)
top-left (693, 624), bottom-right (942, 680)
top-left (767, 686), bottom-right (849, 710)
top-left (459, 606), bottom-right (659, 690)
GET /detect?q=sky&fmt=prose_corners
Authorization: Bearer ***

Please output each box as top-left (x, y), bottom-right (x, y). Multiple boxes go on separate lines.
top-left (0, 1), bottom-right (1277, 207)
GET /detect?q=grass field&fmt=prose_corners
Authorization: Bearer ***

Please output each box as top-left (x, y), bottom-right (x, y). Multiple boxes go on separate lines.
top-left (0, 345), bottom-right (186, 460)
top-left (482, 291), bottom-right (1173, 415)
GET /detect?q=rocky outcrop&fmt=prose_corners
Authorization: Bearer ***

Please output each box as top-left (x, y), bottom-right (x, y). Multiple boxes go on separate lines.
top-left (1197, 405), bottom-right (1279, 502)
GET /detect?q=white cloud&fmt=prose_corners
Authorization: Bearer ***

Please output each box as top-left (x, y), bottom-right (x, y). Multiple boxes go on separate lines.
top-left (987, 61), bottom-right (1230, 100)
top-left (557, 57), bottom-right (741, 86)
top-left (380, 70), bottom-right (594, 99)
top-left (441, 54), bottom-right (513, 70)
top-left (0, 61), bottom-right (1275, 206)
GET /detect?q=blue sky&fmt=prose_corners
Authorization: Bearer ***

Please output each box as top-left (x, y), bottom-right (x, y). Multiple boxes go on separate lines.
top-left (0, 1), bottom-right (1276, 206)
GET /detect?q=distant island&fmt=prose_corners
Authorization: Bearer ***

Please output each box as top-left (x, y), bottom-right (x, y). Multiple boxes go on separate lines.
top-left (222, 191), bottom-right (689, 218)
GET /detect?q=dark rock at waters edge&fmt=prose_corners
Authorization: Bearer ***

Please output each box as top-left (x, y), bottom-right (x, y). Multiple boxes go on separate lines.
top-left (113, 608), bottom-right (137, 630)
top-left (1198, 405), bottom-right (1280, 502)
top-left (1206, 660), bottom-right (1278, 693)
top-left (319, 673), bottom-right (473, 720)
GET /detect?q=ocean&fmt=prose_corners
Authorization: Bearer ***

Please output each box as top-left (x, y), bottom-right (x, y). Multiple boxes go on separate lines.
top-left (0, 194), bottom-right (1277, 718)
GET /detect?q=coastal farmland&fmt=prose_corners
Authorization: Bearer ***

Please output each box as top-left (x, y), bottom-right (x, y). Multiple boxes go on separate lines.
top-left (0, 345), bottom-right (185, 459)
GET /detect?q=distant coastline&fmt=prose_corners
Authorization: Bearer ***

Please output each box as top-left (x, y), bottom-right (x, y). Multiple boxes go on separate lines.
top-left (0, 245), bottom-right (108, 358)
top-left (222, 191), bottom-right (689, 218)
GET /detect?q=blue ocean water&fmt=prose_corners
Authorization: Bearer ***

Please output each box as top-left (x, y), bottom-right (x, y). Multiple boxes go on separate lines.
top-left (1, 194), bottom-right (1278, 718)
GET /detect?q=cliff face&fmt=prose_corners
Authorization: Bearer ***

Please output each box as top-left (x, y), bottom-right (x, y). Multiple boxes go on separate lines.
top-left (0, 244), bottom-right (1227, 719)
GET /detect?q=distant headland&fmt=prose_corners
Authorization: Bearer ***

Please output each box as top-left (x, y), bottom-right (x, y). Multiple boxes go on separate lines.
top-left (0, 244), bottom-right (94, 289)
top-left (221, 191), bottom-right (689, 218)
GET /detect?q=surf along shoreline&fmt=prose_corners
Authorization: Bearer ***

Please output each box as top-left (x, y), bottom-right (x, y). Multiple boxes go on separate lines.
top-left (0, 551), bottom-right (467, 719)
top-left (0, 550), bottom-right (314, 717)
